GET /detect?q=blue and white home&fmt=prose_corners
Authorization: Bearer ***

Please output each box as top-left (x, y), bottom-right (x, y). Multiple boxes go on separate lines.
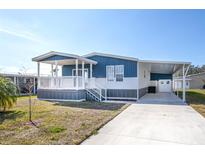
top-left (32, 51), bottom-right (191, 102)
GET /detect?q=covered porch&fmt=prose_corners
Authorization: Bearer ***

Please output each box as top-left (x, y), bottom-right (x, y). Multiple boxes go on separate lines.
top-left (32, 51), bottom-right (97, 90)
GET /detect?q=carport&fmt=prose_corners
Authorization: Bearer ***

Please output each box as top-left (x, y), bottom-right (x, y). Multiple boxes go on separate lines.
top-left (138, 60), bottom-right (191, 102)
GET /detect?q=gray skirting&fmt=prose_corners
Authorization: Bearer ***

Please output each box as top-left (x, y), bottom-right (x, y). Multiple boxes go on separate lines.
top-left (37, 89), bottom-right (86, 100)
top-left (139, 87), bottom-right (148, 98)
top-left (37, 88), bottom-right (148, 101)
top-left (107, 89), bottom-right (137, 98)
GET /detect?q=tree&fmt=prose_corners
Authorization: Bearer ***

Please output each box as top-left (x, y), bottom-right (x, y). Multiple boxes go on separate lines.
top-left (0, 77), bottom-right (17, 111)
top-left (18, 66), bottom-right (35, 122)
top-left (25, 79), bottom-right (34, 122)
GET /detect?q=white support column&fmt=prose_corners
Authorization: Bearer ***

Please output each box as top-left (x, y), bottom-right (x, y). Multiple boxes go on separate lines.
top-left (51, 64), bottom-right (54, 77)
top-left (14, 76), bottom-right (17, 85)
top-left (82, 61), bottom-right (85, 89)
top-left (137, 62), bottom-right (140, 101)
top-left (37, 62), bottom-right (40, 77)
top-left (33, 77), bottom-right (36, 94)
top-left (37, 62), bottom-right (40, 88)
top-left (90, 63), bottom-right (93, 78)
top-left (75, 59), bottom-right (79, 90)
top-left (182, 64), bottom-right (186, 102)
top-left (55, 61), bottom-right (58, 77)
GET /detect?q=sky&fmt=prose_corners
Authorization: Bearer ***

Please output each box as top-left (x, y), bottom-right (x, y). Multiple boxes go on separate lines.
top-left (0, 9), bottom-right (205, 74)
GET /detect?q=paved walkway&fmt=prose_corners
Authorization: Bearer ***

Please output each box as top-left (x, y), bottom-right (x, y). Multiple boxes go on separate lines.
top-left (82, 94), bottom-right (205, 144)
top-left (138, 92), bottom-right (186, 105)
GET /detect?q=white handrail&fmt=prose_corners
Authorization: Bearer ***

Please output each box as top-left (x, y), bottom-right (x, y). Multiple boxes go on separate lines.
top-left (38, 76), bottom-right (83, 89)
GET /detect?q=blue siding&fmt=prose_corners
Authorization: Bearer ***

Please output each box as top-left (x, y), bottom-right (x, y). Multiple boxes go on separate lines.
top-left (62, 64), bottom-right (90, 77)
top-left (88, 55), bottom-right (137, 77)
top-left (150, 73), bottom-right (172, 80)
top-left (40, 55), bottom-right (73, 62)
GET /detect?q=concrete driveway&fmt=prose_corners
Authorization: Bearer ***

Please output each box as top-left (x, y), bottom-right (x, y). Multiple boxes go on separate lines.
top-left (82, 94), bottom-right (205, 144)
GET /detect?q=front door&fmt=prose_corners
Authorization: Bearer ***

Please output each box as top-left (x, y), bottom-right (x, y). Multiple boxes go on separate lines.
top-left (158, 79), bottom-right (172, 92)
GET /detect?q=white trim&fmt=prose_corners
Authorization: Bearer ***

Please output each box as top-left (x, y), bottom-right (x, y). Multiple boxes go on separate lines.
top-left (84, 52), bottom-right (139, 62)
top-left (38, 98), bottom-right (85, 102)
top-left (139, 59), bottom-right (191, 65)
top-left (38, 88), bottom-right (85, 90)
top-left (32, 51), bottom-right (97, 64)
top-left (0, 73), bottom-right (37, 77)
top-left (107, 97), bottom-right (137, 100)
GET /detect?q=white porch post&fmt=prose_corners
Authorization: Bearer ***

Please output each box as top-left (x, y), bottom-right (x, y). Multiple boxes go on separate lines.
top-left (75, 59), bottom-right (79, 90)
top-left (82, 61), bottom-right (85, 89)
top-left (182, 64), bottom-right (186, 102)
top-left (14, 76), bottom-right (17, 85)
top-left (37, 62), bottom-right (40, 88)
top-left (33, 77), bottom-right (36, 94)
top-left (37, 62), bottom-right (40, 77)
top-left (55, 61), bottom-right (58, 77)
top-left (137, 62), bottom-right (139, 101)
top-left (51, 64), bottom-right (54, 77)
top-left (90, 63), bottom-right (93, 78)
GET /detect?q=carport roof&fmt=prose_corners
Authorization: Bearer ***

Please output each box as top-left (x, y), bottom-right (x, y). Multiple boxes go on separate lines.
top-left (139, 60), bottom-right (191, 74)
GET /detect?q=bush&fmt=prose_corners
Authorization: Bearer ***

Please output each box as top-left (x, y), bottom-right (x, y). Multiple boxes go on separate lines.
top-left (0, 77), bottom-right (17, 111)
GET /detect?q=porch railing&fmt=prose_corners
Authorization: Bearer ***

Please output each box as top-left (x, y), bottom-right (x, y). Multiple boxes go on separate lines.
top-left (38, 76), bottom-right (83, 89)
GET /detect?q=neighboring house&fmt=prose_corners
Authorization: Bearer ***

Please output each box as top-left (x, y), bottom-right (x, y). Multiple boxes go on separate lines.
top-left (175, 72), bottom-right (205, 89)
top-left (32, 51), bottom-right (191, 102)
top-left (173, 78), bottom-right (191, 90)
top-left (0, 73), bottom-right (37, 95)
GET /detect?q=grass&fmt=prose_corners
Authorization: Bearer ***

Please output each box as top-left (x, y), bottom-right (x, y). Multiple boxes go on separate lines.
top-left (0, 96), bottom-right (129, 145)
top-left (178, 89), bottom-right (205, 117)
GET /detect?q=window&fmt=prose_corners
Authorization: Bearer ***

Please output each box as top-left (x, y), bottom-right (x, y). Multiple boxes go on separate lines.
top-left (106, 66), bottom-right (115, 81)
top-left (115, 65), bottom-right (124, 82)
top-left (72, 69), bottom-right (88, 77)
top-left (106, 65), bottom-right (124, 82)
top-left (144, 70), bottom-right (146, 78)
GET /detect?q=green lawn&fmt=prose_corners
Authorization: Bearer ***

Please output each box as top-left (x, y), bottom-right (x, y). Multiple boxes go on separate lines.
top-left (0, 96), bottom-right (128, 145)
top-left (179, 89), bottom-right (205, 117)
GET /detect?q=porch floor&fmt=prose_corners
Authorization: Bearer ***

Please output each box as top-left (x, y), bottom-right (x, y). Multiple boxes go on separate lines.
top-left (138, 92), bottom-right (186, 105)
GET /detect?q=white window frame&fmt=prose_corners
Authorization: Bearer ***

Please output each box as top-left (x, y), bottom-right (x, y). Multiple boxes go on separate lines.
top-left (72, 69), bottom-right (88, 77)
top-left (106, 65), bottom-right (124, 82)
top-left (106, 65), bottom-right (115, 82)
top-left (115, 65), bottom-right (124, 82)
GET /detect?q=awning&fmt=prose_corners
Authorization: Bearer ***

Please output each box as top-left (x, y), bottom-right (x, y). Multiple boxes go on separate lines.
top-left (139, 60), bottom-right (191, 74)
top-left (32, 51), bottom-right (97, 65)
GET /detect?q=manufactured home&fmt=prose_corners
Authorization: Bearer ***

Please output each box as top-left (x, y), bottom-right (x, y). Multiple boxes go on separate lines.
top-left (0, 73), bottom-right (37, 95)
top-left (174, 72), bottom-right (205, 89)
top-left (32, 51), bottom-right (191, 102)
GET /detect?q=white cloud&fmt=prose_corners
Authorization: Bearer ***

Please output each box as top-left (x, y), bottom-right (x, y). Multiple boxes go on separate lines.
top-left (0, 27), bottom-right (43, 43)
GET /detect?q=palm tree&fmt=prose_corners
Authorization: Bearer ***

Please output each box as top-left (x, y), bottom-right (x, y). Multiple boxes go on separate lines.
top-left (0, 77), bottom-right (17, 111)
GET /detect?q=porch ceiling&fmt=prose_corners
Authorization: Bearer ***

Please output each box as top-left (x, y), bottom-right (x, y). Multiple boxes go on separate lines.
top-left (40, 59), bottom-right (92, 65)
top-left (140, 60), bottom-right (191, 74)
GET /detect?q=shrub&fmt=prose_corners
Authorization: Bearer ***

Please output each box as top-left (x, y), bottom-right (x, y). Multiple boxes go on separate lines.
top-left (0, 77), bottom-right (17, 111)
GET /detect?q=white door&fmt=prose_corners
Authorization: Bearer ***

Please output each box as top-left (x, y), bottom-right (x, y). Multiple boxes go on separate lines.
top-left (158, 79), bottom-right (172, 92)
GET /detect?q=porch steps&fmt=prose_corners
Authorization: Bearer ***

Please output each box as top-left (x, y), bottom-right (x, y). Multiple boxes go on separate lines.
top-left (85, 88), bottom-right (106, 102)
